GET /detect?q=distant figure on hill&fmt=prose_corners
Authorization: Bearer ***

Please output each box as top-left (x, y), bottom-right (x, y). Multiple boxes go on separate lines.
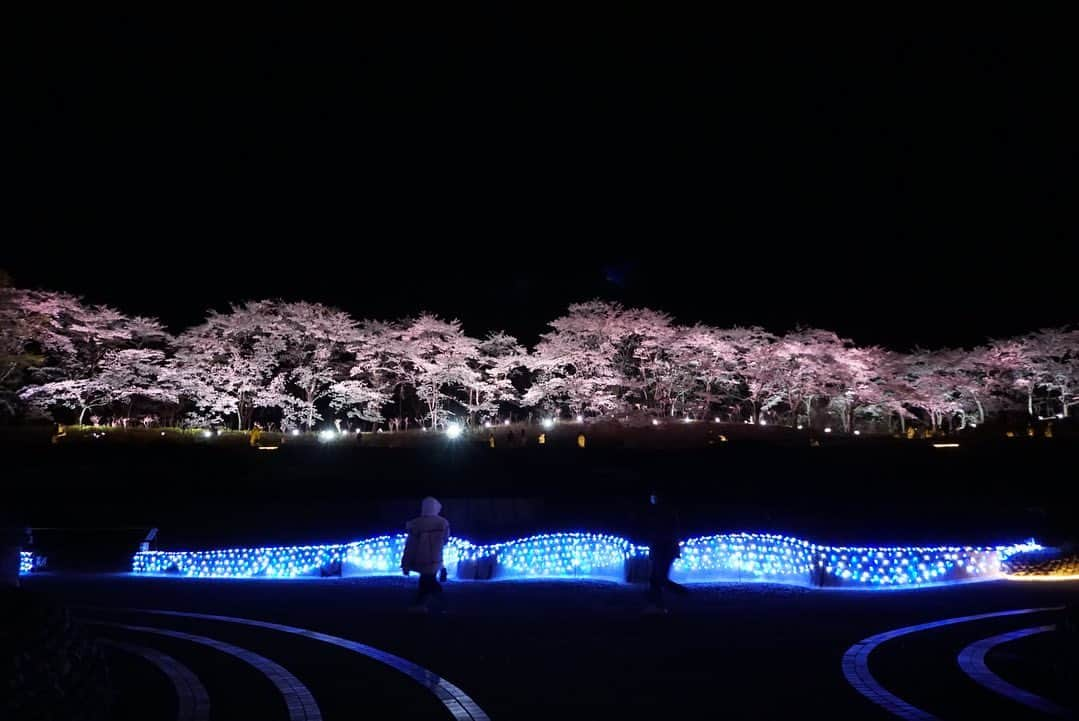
top-left (401, 496), bottom-right (451, 614)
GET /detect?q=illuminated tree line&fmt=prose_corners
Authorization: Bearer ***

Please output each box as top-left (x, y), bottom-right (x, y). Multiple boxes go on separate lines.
top-left (1, 284), bottom-right (1076, 432)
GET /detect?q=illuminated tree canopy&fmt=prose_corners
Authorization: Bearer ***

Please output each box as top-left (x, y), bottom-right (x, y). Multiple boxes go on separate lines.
top-left (2, 286), bottom-right (1075, 431)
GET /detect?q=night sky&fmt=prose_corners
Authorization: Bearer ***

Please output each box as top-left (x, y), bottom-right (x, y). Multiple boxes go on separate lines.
top-left (9, 15), bottom-right (1076, 349)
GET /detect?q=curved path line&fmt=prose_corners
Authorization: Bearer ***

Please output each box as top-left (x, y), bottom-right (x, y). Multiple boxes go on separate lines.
top-left (98, 638), bottom-right (211, 721)
top-left (957, 625), bottom-right (1069, 717)
top-left (114, 607), bottom-right (490, 721)
top-left (90, 621), bottom-right (322, 721)
top-left (841, 606), bottom-right (1063, 720)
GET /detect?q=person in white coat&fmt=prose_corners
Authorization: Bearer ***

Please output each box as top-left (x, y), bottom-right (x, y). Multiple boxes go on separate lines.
top-left (401, 496), bottom-right (450, 612)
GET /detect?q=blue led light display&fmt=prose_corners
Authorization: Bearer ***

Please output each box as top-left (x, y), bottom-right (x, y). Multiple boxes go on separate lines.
top-left (130, 532), bottom-right (1041, 588)
top-left (672, 533), bottom-right (816, 583)
top-left (19, 551), bottom-right (32, 575)
top-left (484, 533), bottom-right (642, 579)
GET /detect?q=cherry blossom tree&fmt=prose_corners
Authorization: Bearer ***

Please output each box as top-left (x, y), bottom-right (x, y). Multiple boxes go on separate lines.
top-left (168, 302), bottom-right (285, 429)
top-left (901, 349), bottom-right (970, 431)
top-left (712, 327), bottom-right (780, 424)
top-left (385, 314), bottom-right (480, 427)
top-left (19, 348), bottom-right (174, 424)
top-left (767, 329), bottom-right (844, 427)
top-left (1018, 327), bottom-right (1079, 418)
top-left (258, 301), bottom-right (366, 430)
top-left (464, 332), bottom-right (526, 422)
top-left (525, 301), bottom-right (625, 417)
top-left (826, 345), bottom-right (887, 433)
top-left (5, 286), bottom-right (172, 422)
top-left (670, 325), bottom-right (740, 420)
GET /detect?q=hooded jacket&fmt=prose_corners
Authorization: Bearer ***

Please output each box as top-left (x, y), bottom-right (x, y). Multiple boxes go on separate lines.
top-left (401, 497), bottom-right (450, 575)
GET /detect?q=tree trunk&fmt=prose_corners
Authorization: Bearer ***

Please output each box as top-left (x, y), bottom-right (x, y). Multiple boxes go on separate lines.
top-left (1027, 387), bottom-right (1034, 417)
top-left (972, 393), bottom-right (985, 424)
top-left (79, 405), bottom-right (89, 425)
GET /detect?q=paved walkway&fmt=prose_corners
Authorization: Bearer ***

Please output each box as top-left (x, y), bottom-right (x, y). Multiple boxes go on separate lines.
top-left (24, 575), bottom-right (1079, 720)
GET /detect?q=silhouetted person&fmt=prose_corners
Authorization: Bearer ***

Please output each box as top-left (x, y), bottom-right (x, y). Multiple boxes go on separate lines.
top-left (642, 493), bottom-right (688, 613)
top-left (401, 496), bottom-right (450, 613)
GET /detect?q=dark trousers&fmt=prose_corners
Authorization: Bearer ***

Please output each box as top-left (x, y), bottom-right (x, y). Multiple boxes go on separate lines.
top-left (647, 555), bottom-right (686, 605)
top-left (416, 572), bottom-right (443, 604)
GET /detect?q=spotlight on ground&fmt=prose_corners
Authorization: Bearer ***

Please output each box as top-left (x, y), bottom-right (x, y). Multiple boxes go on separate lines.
top-left (542, 418), bottom-right (554, 430)
top-left (446, 423), bottom-right (463, 439)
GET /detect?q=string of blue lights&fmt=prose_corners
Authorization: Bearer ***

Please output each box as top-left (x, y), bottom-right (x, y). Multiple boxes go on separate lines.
top-left (127, 532), bottom-right (1041, 588)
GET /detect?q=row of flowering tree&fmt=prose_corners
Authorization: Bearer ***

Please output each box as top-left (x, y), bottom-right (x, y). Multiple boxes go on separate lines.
top-left (2, 284), bottom-right (1076, 432)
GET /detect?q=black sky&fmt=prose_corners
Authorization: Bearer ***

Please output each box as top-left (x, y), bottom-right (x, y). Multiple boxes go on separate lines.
top-left (9, 14), bottom-right (1077, 349)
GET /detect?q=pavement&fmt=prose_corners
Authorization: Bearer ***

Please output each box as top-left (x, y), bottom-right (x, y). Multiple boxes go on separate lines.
top-left (20, 574), bottom-right (1079, 720)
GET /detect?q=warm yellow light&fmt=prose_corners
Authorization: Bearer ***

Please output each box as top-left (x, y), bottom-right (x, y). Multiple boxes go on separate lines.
top-left (932, 443), bottom-right (960, 448)
top-left (257, 445), bottom-right (280, 451)
top-left (1004, 574), bottom-right (1079, 583)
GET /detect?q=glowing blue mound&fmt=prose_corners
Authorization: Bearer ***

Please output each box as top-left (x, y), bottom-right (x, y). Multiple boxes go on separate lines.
top-left (483, 532), bottom-right (643, 580)
top-left (130, 532), bottom-right (1041, 588)
top-left (19, 551), bottom-right (32, 575)
top-left (815, 542), bottom-right (1039, 587)
top-left (133, 544), bottom-right (348, 578)
top-left (342, 535), bottom-right (474, 577)
top-left (672, 533), bottom-right (816, 584)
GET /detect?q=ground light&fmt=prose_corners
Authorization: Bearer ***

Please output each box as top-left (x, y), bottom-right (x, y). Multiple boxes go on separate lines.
top-left (933, 443), bottom-right (960, 449)
top-left (446, 423), bottom-right (463, 439)
top-left (853, 430), bottom-right (861, 436)
top-left (824, 427), bottom-right (832, 433)
top-left (576, 415), bottom-right (583, 422)
top-left (484, 421), bottom-right (492, 428)
top-left (202, 430), bottom-right (212, 438)
top-left (291, 429), bottom-right (300, 436)
top-left (652, 419), bottom-right (659, 426)
top-left (128, 532), bottom-right (1042, 587)
top-left (542, 418), bottom-right (554, 429)
top-left (318, 430), bottom-right (336, 442)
